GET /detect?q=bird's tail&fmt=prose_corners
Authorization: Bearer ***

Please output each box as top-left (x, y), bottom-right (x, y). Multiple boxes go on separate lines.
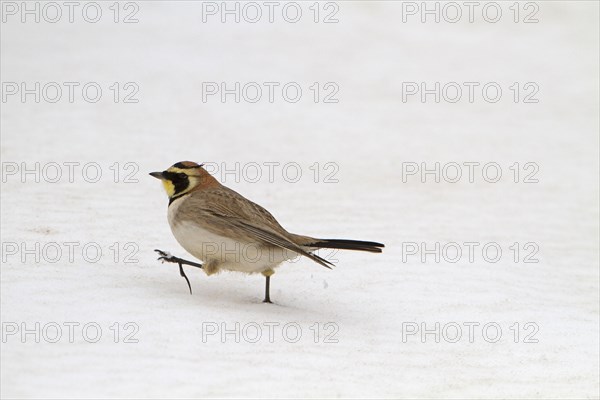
top-left (306, 238), bottom-right (384, 253)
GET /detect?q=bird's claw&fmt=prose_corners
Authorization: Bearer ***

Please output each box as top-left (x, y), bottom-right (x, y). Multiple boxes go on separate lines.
top-left (155, 249), bottom-right (175, 263)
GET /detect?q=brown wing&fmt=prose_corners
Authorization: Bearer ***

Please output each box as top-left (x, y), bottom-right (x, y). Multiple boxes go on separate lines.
top-left (175, 187), bottom-right (333, 269)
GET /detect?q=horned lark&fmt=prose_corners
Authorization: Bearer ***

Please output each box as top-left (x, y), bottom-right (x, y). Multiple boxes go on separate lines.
top-left (150, 161), bottom-right (384, 303)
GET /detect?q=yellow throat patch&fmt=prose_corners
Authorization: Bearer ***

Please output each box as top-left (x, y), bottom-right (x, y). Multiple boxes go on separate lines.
top-left (161, 179), bottom-right (176, 197)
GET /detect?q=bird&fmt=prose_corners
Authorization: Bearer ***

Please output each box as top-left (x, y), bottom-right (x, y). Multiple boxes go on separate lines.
top-left (150, 161), bottom-right (384, 303)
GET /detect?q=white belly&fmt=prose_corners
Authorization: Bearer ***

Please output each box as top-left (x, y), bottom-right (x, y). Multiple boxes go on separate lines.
top-left (167, 198), bottom-right (295, 274)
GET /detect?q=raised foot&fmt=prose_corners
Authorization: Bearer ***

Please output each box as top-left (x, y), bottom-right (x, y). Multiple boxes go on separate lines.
top-left (154, 249), bottom-right (203, 269)
top-left (154, 249), bottom-right (203, 295)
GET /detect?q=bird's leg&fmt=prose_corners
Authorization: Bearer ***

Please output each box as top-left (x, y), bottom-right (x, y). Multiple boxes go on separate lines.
top-left (155, 249), bottom-right (203, 295)
top-left (261, 269), bottom-right (274, 303)
top-left (263, 275), bottom-right (272, 303)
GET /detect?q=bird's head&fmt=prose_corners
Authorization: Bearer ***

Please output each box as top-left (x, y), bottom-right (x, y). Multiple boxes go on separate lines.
top-left (150, 161), bottom-right (219, 201)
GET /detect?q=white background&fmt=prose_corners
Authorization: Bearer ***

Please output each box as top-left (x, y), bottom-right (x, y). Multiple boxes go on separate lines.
top-left (1, 1), bottom-right (599, 398)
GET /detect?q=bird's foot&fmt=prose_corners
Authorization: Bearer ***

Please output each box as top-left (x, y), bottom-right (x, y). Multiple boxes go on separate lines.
top-left (154, 249), bottom-right (203, 269)
top-left (154, 249), bottom-right (203, 295)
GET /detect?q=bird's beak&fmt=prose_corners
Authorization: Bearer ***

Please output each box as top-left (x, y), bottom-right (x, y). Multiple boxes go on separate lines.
top-left (149, 171), bottom-right (164, 179)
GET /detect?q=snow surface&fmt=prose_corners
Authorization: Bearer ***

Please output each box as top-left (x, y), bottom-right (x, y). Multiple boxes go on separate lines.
top-left (1, 1), bottom-right (599, 398)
